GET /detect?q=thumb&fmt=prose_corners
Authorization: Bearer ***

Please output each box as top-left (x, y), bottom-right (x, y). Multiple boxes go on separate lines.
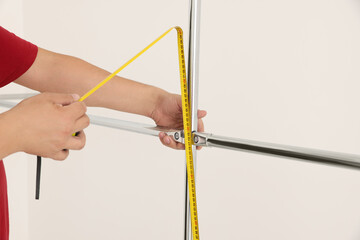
top-left (49, 93), bottom-right (80, 106)
top-left (197, 109), bottom-right (207, 119)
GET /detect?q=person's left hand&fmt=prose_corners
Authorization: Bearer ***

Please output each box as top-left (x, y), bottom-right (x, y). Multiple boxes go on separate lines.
top-left (150, 93), bottom-right (207, 150)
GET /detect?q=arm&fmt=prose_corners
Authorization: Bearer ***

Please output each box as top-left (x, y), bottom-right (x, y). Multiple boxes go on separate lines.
top-left (15, 48), bottom-right (206, 149)
top-left (0, 114), bottom-right (17, 159)
top-left (15, 48), bottom-right (163, 117)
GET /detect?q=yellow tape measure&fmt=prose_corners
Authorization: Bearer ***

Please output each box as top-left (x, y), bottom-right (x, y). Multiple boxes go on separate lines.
top-left (176, 28), bottom-right (200, 240)
top-left (79, 27), bottom-right (200, 240)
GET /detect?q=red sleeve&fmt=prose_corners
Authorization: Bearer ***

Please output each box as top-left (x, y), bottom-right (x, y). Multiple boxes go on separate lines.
top-left (0, 26), bottom-right (38, 88)
top-left (0, 27), bottom-right (37, 240)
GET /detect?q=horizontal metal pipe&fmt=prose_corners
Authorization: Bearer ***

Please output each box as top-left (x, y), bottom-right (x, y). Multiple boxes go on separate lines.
top-left (195, 132), bottom-right (360, 169)
top-left (0, 100), bottom-right (17, 109)
top-left (0, 100), bottom-right (168, 137)
top-left (2, 97), bottom-right (360, 170)
top-left (89, 115), bottom-right (170, 137)
top-left (0, 93), bottom-right (36, 100)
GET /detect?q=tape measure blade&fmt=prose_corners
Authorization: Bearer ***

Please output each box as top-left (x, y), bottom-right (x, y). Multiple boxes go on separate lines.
top-left (176, 27), bottom-right (200, 240)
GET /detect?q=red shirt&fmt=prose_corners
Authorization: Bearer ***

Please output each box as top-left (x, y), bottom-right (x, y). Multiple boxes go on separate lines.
top-left (0, 26), bottom-right (38, 240)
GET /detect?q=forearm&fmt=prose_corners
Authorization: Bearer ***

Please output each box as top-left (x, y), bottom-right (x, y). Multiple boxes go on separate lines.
top-left (15, 48), bottom-right (168, 117)
top-left (0, 112), bottom-right (18, 159)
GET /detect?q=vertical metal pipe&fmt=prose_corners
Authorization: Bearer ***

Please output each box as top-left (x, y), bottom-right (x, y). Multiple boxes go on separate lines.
top-left (185, 0), bottom-right (201, 239)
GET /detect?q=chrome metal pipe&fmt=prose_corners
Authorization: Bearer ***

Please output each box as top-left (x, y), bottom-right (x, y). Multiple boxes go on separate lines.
top-left (0, 100), bottom-right (17, 109)
top-left (185, 0), bottom-right (201, 239)
top-left (0, 93), bottom-right (36, 100)
top-left (0, 100), bottom-right (166, 137)
top-left (89, 115), bottom-right (160, 136)
top-left (195, 132), bottom-right (360, 169)
top-left (188, 1), bottom-right (201, 132)
top-left (3, 97), bottom-right (358, 171)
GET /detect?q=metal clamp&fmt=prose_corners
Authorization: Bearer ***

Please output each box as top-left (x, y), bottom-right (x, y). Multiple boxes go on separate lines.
top-left (171, 130), bottom-right (185, 144)
top-left (172, 131), bottom-right (211, 147)
top-left (192, 132), bottom-right (211, 146)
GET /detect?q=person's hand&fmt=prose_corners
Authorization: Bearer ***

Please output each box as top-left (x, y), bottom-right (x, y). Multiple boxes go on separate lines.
top-left (2, 93), bottom-right (89, 160)
top-left (150, 92), bottom-right (207, 150)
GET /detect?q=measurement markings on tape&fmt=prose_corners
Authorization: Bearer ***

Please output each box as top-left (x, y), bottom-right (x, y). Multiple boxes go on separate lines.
top-left (176, 27), bottom-right (200, 240)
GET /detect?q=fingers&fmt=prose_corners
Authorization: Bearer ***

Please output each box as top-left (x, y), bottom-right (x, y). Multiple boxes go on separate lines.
top-left (159, 132), bottom-right (185, 150)
top-left (52, 149), bottom-right (69, 161)
top-left (64, 130), bottom-right (86, 150)
top-left (46, 93), bottom-right (80, 106)
top-left (51, 131), bottom-right (86, 161)
top-left (196, 110), bottom-right (207, 132)
top-left (196, 110), bottom-right (206, 150)
top-left (63, 101), bottom-right (87, 119)
top-left (197, 118), bottom-right (204, 133)
top-left (197, 109), bottom-right (207, 119)
top-left (73, 115), bottom-right (90, 133)
top-left (196, 118), bottom-right (205, 150)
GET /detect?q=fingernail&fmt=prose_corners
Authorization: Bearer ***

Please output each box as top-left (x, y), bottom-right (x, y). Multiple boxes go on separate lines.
top-left (72, 94), bottom-right (80, 101)
top-left (159, 132), bottom-right (165, 138)
top-left (165, 137), bottom-right (171, 145)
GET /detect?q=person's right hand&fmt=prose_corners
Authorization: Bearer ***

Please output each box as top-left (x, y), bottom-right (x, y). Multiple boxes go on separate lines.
top-left (3, 93), bottom-right (89, 160)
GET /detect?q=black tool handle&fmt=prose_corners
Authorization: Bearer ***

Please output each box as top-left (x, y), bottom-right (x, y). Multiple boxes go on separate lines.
top-left (35, 156), bottom-right (41, 200)
top-left (35, 132), bottom-right (79, 200)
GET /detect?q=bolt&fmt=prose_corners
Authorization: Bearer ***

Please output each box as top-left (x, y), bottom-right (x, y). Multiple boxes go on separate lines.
top-left (174, 132), bottom-right (180, 140)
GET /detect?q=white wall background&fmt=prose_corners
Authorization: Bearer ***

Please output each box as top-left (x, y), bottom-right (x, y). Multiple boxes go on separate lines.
top-left (2, 0), bottom-right (360, 239)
